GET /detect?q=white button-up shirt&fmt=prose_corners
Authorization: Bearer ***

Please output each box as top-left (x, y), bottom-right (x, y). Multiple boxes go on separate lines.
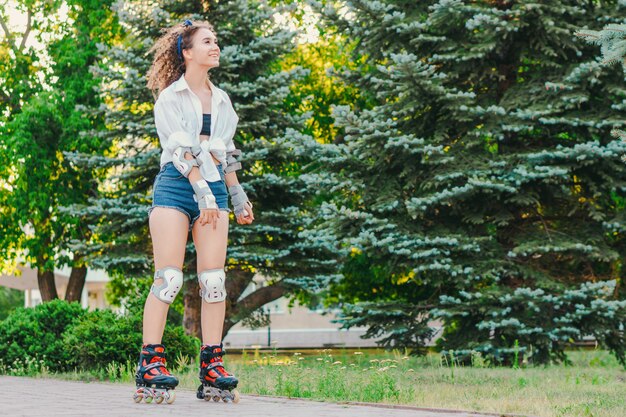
top-left (154, 74), bottom-right (239, 182)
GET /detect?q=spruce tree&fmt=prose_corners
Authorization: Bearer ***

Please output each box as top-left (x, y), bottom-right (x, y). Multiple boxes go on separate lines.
top-left (306, 0), bottom-right (626, 364)
top-left (576, 22), bottom-right (626, 144)
top-left (70, 0), bottom-right (337, 336)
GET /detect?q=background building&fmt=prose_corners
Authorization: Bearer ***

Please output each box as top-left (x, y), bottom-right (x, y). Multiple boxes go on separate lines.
top-left (0, 266), bottom-right (110, 310)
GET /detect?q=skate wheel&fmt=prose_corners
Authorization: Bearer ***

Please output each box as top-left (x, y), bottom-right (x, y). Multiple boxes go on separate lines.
top-left (155, 394), bottom-right (164, 404)
top-left (213, 395), bottom-right (221, 402)
top-left (165, 391), bottom-right (176, 404)
top-left (232, 389), bottom-right (240, 404)
top-left (133, 392), bottom-right (143, 403)
top-left (144, 394), bottom-right (153, 404)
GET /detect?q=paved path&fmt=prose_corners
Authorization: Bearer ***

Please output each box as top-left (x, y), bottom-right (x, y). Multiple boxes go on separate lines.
top-left (0, 376), bottom-right (506, 417)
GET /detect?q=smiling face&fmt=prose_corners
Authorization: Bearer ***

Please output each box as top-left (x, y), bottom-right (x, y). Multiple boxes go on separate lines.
top-left (182, 27), bottom-right (220, 70)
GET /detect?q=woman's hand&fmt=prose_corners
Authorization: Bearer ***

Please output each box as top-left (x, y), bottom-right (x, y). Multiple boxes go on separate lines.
top-left (199, 208), bottom-right (220, 229)
top-left (236, 201), bottom-right (254, 225)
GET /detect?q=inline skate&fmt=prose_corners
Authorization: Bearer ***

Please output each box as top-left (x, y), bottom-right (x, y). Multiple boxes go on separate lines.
top-left (196, 343), bottom-right (240, 403)
top-left (133, 343), bottom-right (178, 404)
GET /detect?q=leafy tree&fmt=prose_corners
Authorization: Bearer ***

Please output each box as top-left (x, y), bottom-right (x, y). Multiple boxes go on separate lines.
top-left (0, 0), bottom-right (120, 301)
top-left (0, 287), bottom-right (24, 321)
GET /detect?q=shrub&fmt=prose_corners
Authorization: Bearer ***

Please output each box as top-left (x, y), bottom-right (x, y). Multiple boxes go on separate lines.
top-left (0, 300), bottom-right (199, 374)
top-left (64, 308), bottom-right (199, 370)
top-left (0, 300), bottom-right (86, 372)
top-left (63, 309), bottom-right (143, 370)
top-left (162, 323), bottom-right (200, 362)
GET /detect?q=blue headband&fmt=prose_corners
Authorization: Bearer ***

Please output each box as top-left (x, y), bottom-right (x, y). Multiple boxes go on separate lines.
top-left (177, 20), bottom-right (193, 61)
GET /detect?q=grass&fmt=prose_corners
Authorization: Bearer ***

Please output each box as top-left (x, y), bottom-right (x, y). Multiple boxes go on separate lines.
top-left (227, 349), bottom-right (625, 417)
top-left (4, 349), bottom-right (624, 417)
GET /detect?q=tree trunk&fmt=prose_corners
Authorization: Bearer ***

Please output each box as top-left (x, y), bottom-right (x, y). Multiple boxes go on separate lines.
top-left (223, 269), bottom-right (256, 337)
top-left (37, 268), bottom-right (58, 301)
top-left (183, 279), bottom-right (202, 338)
top-left (226, 269), bottom-right (255, 301)
top-left (65, 265), bottom-right (87, 302)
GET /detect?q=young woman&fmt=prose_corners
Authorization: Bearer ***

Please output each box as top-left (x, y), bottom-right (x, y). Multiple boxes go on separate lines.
top-left (133, 19), bottom-right (254, 405)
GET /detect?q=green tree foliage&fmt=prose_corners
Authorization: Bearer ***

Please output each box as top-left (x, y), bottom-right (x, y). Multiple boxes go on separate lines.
top-left (577, 22), bottom-right (626, 71)
top-left (576, 21), bottom-right (626, 142)
top-left (303, 0), bottom-right (626, 364)
top-left (0, 0), bottom-right (121, 301)
top-left (0, 287), bottom-right (25, 321)
top-left (435, 280), bottom-right (625, 365)
top-left (0, 0), bottom-right (54, 115)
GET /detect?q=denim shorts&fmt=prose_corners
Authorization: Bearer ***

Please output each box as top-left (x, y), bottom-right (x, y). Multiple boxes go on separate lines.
top-left (148, 162), bottom-right (230, 230)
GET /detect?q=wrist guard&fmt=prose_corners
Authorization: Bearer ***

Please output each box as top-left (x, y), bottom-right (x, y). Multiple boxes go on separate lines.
top-left (192, 180), bottom-right (218, 210)
top-left (228, 184), bottom-right (252, 216)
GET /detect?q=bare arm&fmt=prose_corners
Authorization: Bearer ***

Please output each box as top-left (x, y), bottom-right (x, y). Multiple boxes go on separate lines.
top-left (184, 152), bottom-right (203, 183)
top-left (224, 171), bottom-right (240, 188)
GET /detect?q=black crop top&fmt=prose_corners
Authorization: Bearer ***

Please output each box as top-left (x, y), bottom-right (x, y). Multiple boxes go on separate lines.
top-left (200, 113), bottom-right (211, 136)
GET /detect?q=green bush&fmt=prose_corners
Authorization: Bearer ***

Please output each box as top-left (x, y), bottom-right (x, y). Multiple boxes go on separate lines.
top-left (162, 323), bottom-right (200, 362)
top-left (0, 300), bottom-right (86, 372)
top-left (63, 309), bottom-right (143, 369)
top-left (64, 309), bottom-right (198, 370)
top-left (0, 300), bottom-right (199, 374)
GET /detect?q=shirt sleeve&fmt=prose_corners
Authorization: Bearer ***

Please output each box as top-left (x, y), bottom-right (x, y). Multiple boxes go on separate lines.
top-left (222, 93), bottom-right (240, 155)
top-left (154, 96), bottom-right (195, 152)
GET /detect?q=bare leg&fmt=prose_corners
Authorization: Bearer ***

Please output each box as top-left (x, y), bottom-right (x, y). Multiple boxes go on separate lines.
top-left (144, 208), bottom-right (189, 345)
top-left (192, 211), bottom-right (229, 345)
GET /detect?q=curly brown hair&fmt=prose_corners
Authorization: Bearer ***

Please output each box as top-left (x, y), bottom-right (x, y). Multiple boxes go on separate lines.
top-left (146, 20), bottom-right (217, 100)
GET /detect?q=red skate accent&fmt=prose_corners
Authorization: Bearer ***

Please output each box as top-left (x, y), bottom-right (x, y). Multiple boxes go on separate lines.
top-left (201, 345), bottom-right (232, 383)
top-left (141, 345), bottom-right (171, 377)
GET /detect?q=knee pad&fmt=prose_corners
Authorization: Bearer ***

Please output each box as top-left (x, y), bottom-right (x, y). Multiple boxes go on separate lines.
top-left (151, 267), bottom-right (183, 304)
top-left (198, 269), bottom-right (226, 303)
